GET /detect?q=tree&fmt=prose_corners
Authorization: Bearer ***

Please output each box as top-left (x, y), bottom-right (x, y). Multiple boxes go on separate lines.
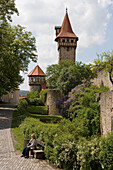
top-left (94, 50), bottom-right (113, 85)
top-left (46, 60), bottom-right (95, 95)
top-left (0, 0), bottom-right (18, 22)
top-left (0, 0), bottom-right (37, 96)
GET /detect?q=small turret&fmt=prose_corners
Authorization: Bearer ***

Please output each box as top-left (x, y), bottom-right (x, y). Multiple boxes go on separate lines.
top-left (28, 65), bottom-right (46, 92)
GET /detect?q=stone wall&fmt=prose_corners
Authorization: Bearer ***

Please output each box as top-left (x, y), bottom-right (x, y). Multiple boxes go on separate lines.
top-left (30, 85), bottom-right (41, 92)
top-left (46, 89), bottom-right (61, 115)
top-left (59, 46), bottom-right (76, 63)
top-left (100, 91), bottom-right (113, 135)
top-left (1, 89), bottom-right (20, 104)
top-left (92, 70), bottom-right (113, 90)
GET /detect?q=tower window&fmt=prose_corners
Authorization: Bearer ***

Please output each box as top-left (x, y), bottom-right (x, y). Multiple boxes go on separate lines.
top-left (62, 39), bottom-right (65, 43)
top-left (33, 78), bottom-right (36, 82)
top-left (67, 47), bottom-right (69, 51)
top-left (71, 40), bottom-right (73, 43)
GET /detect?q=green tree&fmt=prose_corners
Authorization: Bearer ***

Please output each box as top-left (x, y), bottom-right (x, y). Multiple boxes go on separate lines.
top-left (0, 0), bottom-right (37, 96)
top-left (94, 50), bottom-right (113, 84)
top-left (46, 60), bottom-right (95, 95)
top-left (0, 0), bottom-right (18, 22)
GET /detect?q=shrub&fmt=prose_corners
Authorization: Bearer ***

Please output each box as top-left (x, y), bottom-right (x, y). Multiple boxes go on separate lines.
top-left (99, 132), bottom-right (113, 170)
top-left (26, 91), bottom-right (44, 106)
top-left (28, 98), bottom-right (44, 106)
top-left (17, 98), bottom-right (28, 112)
top-left (40, 89), bottom-right (48, 104)
top-left (26, 91), bottom-right (39, 99)
top-left (27, 106), bottom-right (48, 114)
top-left (77, 137), bottom-right (101, 170)
top-left (53, 134), bottom-right (78, 170)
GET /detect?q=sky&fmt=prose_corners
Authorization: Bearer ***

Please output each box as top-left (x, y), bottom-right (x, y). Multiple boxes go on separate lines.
top-left (12, 0), bottom-right (113, 90)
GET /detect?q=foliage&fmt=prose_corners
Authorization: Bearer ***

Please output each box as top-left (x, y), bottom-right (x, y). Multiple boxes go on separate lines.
top-left (94, 50), bottom-right (113, 85)
top-left (12, 100), bottom-right (113, 170)
top-left (27, 106), bottom-right (48, 114)
top-left (99, 132), bottom-right (113, 170)
top-left (40, 89), bottom-right (49, 104)
top-left (56, 84), bottom-right (109, 137)
top-left (27, 113), bottom-right (62, 123)
top-left (0, 0), bottom-right (18, 22)
top-left (53, 134), bottom-right (78, 170)
top-left (17, 98), bottom-right (28, 113)
top-left (26, 91), bottom-right (39, 99)
top-left (26, 91), bottom-right (43, 106)
top-left (77, 137), bottom-right (101, 170)
top-left (0, 1), bottom-right (37, 96)
top-left (46, 60), bottom-right (95, 95)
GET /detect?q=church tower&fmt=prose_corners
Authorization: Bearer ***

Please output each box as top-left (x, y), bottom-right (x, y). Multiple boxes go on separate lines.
top-left (55, 10), bottom-right (78, 63)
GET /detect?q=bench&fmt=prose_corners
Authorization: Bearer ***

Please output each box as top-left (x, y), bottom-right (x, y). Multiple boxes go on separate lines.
top-left (24, 139), bottom-right (45, 159)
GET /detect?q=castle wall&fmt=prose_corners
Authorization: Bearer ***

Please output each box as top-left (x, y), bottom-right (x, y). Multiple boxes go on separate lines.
top-left (46, 89), bottom-right (61, 115)
top-left (100, 91), bottom-right (113, 135)
top-left (92, 70), bottom-right (113, 90)
top-left (1, 89), bottom-right (20, 104)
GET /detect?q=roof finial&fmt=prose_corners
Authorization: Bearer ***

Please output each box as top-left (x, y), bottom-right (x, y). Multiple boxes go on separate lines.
top-left (66, 7), bottom-right (68, 13)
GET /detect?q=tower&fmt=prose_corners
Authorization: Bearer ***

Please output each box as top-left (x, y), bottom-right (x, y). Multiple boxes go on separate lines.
top-left (28, 65), bottom-right (46, 92)
top-left (55, 10), bottom-right (78, 63)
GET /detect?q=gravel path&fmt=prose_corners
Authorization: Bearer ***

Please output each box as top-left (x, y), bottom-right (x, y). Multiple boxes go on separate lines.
top-left (0, 104), bottom-right (55, 170)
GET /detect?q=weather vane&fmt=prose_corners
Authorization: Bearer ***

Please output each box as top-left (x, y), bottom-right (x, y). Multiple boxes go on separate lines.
top-left (66, 7), bottom-right (68, 13)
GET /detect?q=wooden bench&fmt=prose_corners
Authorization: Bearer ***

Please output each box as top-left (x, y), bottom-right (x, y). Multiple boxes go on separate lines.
top-left (24, 139), bottom-right (45, 159)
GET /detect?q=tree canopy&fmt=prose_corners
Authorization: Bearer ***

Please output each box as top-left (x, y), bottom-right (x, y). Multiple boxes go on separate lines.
top-left (0, 0), bottom-right (38, 96)
top-left (46, 60), bottom-right (95, 95)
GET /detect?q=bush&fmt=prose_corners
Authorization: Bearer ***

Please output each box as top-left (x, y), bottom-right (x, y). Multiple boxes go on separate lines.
top-left (27, 106), bottom-right (48, 114)
top-left (26, 91), bottom-right (39, 99)
top-left (99, 132), bottom-right (113, 170)
top-left (53, 134), bottom-right (78, 170)
top-left (26, 91), bottom-right (44, 106)
top-left (77, 137), bottom-right (101, 170)
top-left (17, 98), bottom-right (28, 113)
top-left (28, 98), bottom-right (44, 106)
top-left (40, 89), bottom-right (48, 104)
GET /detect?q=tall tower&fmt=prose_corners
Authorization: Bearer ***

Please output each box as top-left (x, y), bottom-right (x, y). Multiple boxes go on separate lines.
top-left (55, 10), bottom-right (78, 63)
top-left (28, 65), bottom-right (46, 92)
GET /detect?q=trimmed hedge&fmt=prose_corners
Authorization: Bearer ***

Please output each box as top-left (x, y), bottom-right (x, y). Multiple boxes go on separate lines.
top-left (27, 106), bottom-right (48, 114)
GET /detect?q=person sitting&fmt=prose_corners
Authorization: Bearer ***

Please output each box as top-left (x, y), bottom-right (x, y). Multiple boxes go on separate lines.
top-left (21, 134), bottom-right (37, 158)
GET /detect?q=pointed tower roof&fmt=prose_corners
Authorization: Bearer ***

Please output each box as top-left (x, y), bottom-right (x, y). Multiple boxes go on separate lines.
top-left (55, 10), bottom-right (78, 41)
top-left (28, 65), bottom-right (45, 77)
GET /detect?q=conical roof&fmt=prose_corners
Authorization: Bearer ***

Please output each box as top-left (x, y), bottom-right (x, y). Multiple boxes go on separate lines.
top-left (28, 65), bottom-right (45, 77)
top-left (55, 11), bottom-right (78, 41)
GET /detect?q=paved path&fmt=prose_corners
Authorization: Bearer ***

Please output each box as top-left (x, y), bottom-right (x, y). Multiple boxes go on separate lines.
top-left (0, 104), bottom-right (56, 170)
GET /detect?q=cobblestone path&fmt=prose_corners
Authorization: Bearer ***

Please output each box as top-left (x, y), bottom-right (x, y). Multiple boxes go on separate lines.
top-left (0, 104), bottom-right (56, 170)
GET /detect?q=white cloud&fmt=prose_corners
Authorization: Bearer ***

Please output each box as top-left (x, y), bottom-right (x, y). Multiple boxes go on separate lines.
top-left (11, 0), bottom-right (113, 90)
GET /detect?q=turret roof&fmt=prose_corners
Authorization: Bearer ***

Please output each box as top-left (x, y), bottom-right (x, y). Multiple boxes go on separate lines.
top-left (55, 11), bottom-right (78, 41)
top-left (28, 65), bottom-right (45, 76)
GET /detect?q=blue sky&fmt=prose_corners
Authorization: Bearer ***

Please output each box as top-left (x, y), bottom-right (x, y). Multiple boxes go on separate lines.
top-left (12, 0), bottom-right (113, 90)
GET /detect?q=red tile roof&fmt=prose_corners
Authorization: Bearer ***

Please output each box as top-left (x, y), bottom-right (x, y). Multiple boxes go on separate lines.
top-left (55, 11), bottom-right (78, 41)
top-left (28, 65), bottom-right (45, 76)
